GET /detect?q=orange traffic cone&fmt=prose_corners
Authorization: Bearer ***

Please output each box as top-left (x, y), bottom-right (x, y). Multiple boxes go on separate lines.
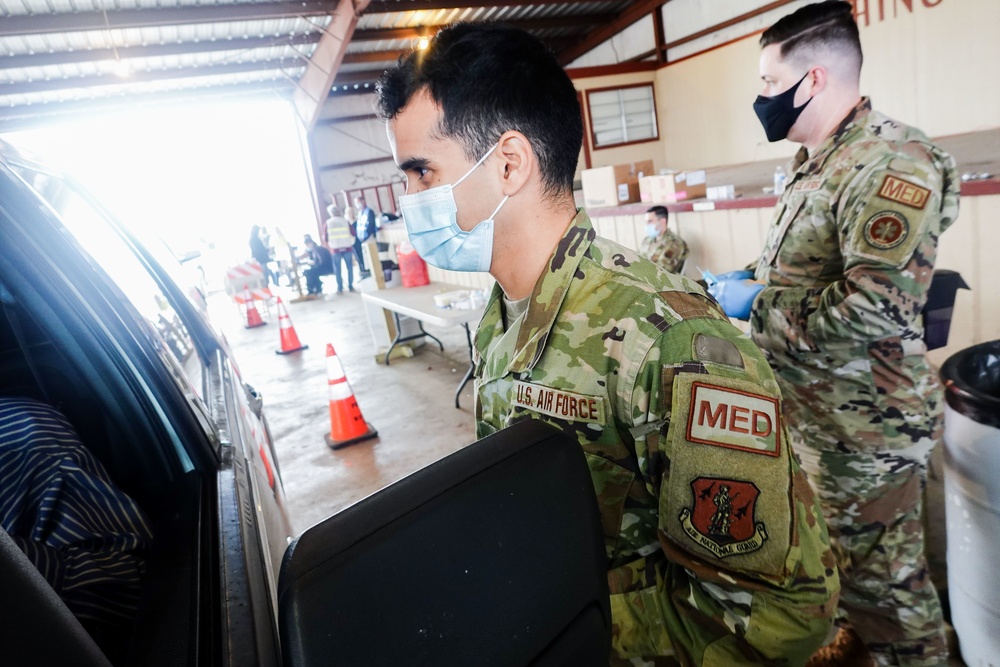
top-left (243, 285), bottom-right (266, 329)
top-left (274, 297), bottom-right (308, 355)
top-left (324, 343), bottom-right (377, 449)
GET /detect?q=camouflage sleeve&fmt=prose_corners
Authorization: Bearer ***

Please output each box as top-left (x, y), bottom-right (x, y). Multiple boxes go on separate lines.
top-left (628, 312), bottom-right (838, 662)
top-left (752, 149), bottom-right (954, 353)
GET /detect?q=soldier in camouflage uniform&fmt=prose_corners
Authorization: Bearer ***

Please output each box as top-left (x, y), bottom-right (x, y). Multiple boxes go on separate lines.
top-left (642, 206), bottom-right (689, 274)
top-left (378, 23), bottom-right (838, 665)
top-left (709, 3), bottom-right (958, 665)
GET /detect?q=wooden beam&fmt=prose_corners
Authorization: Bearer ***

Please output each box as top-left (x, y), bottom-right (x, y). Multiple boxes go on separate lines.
top-left (556, 0), bottom-right (672, 66)
top-left (564, 60), bottom-right (657, 81)
top-left (653, 2), bottom-right (666, 66)
top-left (366, 0), bottom-right (606, 12)
top-left (349, 14), bottom-right (610, 44)
top-left (318, 112), bottom-right (379, 125)
top-left (342, 49), bottom-right (405, 65)
top-left (0, 1), bottom-right (341, 37)
top-left (293, 0), bottom-right (372, 131)
top-left (662, 0), bottom-right (797, 52)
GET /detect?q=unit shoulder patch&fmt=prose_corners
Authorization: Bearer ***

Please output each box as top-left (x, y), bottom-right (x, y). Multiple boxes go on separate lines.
top-left (512, 379), bottom-right (604, 424)
top-left (685, 381), bottom-right (780, 457)
top-left (678, 477), bottom-right (768, 558)
top-left (877, 174), bottom-right (930, 210)
top-left (863, 211), bottom-right (909, 250)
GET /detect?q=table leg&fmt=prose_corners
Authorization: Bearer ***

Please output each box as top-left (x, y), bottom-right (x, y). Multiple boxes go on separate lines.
top-left (384, 313), bottom-right (446, 365)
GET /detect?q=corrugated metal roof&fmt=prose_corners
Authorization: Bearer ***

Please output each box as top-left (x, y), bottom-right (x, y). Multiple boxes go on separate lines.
top-left (0, 0), bottom-right (664, 129)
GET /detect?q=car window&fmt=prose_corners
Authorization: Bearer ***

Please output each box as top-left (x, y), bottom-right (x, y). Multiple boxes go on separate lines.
top-left (12, 167), bottom-right (206, 401)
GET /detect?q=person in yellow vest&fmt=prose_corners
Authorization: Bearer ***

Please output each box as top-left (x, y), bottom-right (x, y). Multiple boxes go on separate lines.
top-left (325, 204), bottom-right (356, 293)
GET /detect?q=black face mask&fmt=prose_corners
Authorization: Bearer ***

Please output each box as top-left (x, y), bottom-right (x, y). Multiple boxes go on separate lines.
top-left (753, 73), bottom-right (813, 142)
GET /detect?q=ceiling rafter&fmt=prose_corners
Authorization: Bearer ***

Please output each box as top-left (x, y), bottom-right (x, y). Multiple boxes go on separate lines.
top-left (366, 0), bottom-right (608, 12)
top-left (0, 58), bottom-right (304, 96)
top-left (294, 0), bottom-right (371, 130)
top-left (0, 1), bottom-right (340, 37)
top-left (556, 0), bottom-right (673, 66)
top-left (0, 34), bottom-right (323, 71)
top-left (350, 13), bottom-right (612, 44)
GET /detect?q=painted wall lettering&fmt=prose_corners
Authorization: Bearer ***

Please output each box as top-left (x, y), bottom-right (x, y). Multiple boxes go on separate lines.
top-left (851, 0), bottom-right (945, 27)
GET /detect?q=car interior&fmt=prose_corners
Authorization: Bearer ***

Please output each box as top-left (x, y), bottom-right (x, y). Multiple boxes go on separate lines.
top-left (0, 180), bottom-right (211, 666)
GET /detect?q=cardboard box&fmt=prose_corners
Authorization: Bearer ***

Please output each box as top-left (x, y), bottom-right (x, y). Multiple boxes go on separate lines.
top-left (581, 160), bottom-right (654, 208)
top-left (640, 170), bottom-right (708, 203)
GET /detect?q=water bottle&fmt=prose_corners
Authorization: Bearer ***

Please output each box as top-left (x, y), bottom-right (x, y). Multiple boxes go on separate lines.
top-left (773, 165), bottom-right (787, 196)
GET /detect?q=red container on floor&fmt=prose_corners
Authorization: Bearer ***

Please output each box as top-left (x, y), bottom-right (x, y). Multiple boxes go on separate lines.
top-left (398, 242), bottom-right (430, 287)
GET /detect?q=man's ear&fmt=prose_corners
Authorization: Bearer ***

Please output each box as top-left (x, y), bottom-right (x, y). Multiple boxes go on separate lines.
top-left (807, 65), bottom-right (828, 96)
top-left (495, 130), bottom-right (534, 197)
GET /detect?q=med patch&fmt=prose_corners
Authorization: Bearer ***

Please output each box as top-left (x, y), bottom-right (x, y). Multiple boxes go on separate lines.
top-left (877, 174), bottom-right (930, 210)
top-left (686, 381), bottom-right (780, 457)
top-left (863, 211), bottom-right (909, 250)
top-left (678, 477), bottom-right (768, 559)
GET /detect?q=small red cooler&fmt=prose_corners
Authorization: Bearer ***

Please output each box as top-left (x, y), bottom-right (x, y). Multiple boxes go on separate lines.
top-left (398, 241), bottom-right (430, 288)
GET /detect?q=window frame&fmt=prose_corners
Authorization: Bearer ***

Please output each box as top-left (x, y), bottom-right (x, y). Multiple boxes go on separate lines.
top-left (585, 82), bottom-right (660, 151)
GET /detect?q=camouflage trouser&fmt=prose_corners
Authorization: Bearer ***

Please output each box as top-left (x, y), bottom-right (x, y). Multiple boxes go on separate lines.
top-left (795, 444), bottom-right (948, 667)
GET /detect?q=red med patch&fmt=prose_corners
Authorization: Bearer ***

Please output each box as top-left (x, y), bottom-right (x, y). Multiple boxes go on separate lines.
top-left (686, 381), bottom-right (780, 457)
top-left (864, 211), bottom-right (909, 250)
top-left (878, 174), bottom-right (930, 210)
top-left (678, 477), bottom-right (768, 558)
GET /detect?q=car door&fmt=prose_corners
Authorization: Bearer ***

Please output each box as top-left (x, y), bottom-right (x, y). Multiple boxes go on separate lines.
top-left (0, 151), bottom-right (292, 666)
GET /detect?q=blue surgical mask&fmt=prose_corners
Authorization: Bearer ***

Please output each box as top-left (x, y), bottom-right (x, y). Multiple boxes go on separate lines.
top-left (398, 143), bottom-right (508, 273)
top-left (645, 223), bottom-right (659, 239)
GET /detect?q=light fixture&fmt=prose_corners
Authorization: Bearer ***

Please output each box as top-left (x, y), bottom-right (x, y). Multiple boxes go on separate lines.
top-left (417, 36), bottom-right (430, 50)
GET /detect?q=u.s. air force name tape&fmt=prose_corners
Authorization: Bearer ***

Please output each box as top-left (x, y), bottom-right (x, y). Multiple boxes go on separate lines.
top-left (512, 380), bottom-right (604, 424)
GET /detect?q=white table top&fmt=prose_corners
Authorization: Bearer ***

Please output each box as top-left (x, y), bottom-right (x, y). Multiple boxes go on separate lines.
top-left (362, 282), bottom-right (486, 328)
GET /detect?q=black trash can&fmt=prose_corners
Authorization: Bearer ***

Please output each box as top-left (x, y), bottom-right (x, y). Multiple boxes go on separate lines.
top-left (939, 340), bottom-right (1000, 664)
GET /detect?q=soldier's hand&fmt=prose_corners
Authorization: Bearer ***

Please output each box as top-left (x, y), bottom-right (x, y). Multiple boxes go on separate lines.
top-left (706, 279), bottom-right (764, 320)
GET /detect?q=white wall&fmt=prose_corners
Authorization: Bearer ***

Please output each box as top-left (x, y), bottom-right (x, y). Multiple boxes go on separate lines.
top-left (588, 194), bottom-right (1000, 363)
top-left (657, 0), bottom-right (1000, 169)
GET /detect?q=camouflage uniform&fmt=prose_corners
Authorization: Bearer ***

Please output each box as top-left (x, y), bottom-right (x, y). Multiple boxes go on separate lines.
top-left (640, 228), bottom-right (689, 274)
top-left (475, 209), bottom-right (839, 665)
top-left (749, 99), bottom-right (959, 666)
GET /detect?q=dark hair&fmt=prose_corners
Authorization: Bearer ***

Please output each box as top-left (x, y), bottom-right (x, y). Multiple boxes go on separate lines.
top-left (376, 22), bottom-right (582, 198)
top-left (647, 205), bottom-right (669, 221)
top-left (760, 1), bottom-right (862, 71)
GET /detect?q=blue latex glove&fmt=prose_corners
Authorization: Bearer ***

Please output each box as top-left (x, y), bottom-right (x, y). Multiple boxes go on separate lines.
top-left (699, 268), bottom-right (754, 286)
top-left (713, 269), bottom-right (754, 282)
top-left (706, 279), bottom-right (764, 320)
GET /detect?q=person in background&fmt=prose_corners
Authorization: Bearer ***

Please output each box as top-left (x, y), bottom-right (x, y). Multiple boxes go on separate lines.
top-left (325, 204), bottom-right (355, 293)
top-left (354, 195), bottom-right (380, 245)
top-left (641, 205), bottom-right (689, 274)
top-left (301, 235), bottom-right (333, 298)
top-left (707, 2), bottom-right (958, 663)
top-left (248, 224), bottom-right (272, 286)
top-left (377, 21), bottom-right (838, 666)
top-left (345, 204), bottom-right (370, 280)
top-left (0, 396), bottom-right (153, 663)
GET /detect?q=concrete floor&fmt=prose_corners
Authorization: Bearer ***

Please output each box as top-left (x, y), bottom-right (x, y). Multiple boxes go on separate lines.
top-left (210, 276), bottom-right (969, 666)
top-left (210, 278), bottom-right (477, 534)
